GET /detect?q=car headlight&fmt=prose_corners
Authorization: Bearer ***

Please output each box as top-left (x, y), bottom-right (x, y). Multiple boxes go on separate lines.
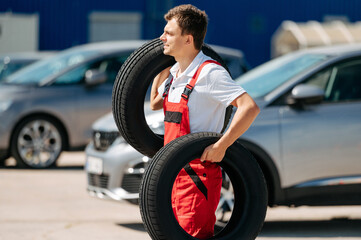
top-left (0, 100), bottom-right (12, 112)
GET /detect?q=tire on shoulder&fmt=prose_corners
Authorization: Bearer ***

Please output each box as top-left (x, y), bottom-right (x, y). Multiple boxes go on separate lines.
top-left (112, 38), bottom-right (229, 158)
top-left (139, 132), bottom-right (268, 240)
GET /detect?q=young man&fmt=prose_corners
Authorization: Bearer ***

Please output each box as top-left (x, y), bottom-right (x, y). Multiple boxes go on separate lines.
top-left (150, 4), bottom-right (260, 239)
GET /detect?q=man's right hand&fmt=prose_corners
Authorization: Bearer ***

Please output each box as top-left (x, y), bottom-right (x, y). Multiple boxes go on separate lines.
top-left (150, 67), bottom-right (171, 110)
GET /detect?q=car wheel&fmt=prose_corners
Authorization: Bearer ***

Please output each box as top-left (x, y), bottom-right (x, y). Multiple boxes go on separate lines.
top-left (11, 116), bottom-right (65, 168)
top-left (112, 38), bottom-right (230, 158)
top-left (215, 172), bottom-right (234, 227)
top-left (139, 132), bottom-right (268, 240)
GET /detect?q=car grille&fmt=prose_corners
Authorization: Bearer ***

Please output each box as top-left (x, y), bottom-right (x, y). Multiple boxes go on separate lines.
top-left (93, 130), bottom-right (120, 151)
top-left (88, 173), bottom-right (109, 188)
top-left (121, 174), bottom-right (143, 193)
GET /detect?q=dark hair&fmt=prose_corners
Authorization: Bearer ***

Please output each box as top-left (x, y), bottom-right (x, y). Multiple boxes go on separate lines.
top-left (164, 4), bottom-right (208, 50)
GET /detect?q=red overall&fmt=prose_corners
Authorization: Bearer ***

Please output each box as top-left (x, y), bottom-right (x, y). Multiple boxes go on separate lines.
top-left (163, 60), bottom-right (222, 239)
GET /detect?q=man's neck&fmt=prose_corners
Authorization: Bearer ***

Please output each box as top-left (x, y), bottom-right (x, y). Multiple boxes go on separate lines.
top-left (175, 49), bottom-right (200, 77)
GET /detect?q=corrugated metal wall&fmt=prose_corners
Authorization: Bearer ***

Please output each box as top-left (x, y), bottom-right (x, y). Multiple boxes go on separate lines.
top-left (1, 0), bottom-right (361, 66)
top-left (0, 0), bottom-right (146, 50)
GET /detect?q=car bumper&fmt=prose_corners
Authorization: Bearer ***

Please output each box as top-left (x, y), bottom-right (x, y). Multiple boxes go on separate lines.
top-left (85, 141), bottom-right (149, 202)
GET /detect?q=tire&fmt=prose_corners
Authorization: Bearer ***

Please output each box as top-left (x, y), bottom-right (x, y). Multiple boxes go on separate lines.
top-left (11, 116), bottom-right (65, 169)
top-left (112, 38), bottom-right (230, 158)
top-left (139, 132), bottom-right (268, 240)
top-left (0, 150), bottom-right (9, 167)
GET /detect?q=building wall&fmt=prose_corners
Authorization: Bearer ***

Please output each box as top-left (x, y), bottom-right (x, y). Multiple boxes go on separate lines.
top-left (1, 0), bottom-right (360, 66)
top-left (0, 1), bottom-right (147, 50)
top-left (175, 0), bottom-right (361, 66)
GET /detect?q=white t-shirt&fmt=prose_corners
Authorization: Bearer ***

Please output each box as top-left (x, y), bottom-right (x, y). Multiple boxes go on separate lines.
top-left (158, 51), bottom-right (246, 133)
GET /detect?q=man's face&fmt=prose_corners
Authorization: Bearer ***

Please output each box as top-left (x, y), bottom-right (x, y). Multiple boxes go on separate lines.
top-left (160, 18), bottom-right (188, 57)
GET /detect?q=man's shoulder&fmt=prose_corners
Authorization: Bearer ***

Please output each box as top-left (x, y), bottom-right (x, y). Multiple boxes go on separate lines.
top-left (199, 54), bottom-right (226, 72)
top-left (202, 60), bottom-right (230, 78)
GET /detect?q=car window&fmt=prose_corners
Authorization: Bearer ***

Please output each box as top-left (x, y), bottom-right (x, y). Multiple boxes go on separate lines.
top-left (5, 49), bottom-right (99, 85)
top-left (300, 59), bottom-right (361, 103)
top-left (53, 55), bottom-right (129, 85)
top-left (236, 53), bottom-right (329, 98)
top-left (101, 55), bottom-right (129, 83)
top-left (325, 60), bottom-right (361, 102)
top-left (0, 61), bottom-right (33, 80)
top-left (304, 68), bottom-right (332, 91)
top-left (53, 61), bottom-right (100, 85)
top-left (275, 58), bottom-right (361, 105)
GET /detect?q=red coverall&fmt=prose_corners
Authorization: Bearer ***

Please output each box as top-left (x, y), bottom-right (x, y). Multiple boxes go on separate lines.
top-left (163, 60), bottom-right (223, 239)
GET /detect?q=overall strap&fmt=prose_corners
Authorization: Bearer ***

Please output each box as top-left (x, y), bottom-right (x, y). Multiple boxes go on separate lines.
top-left (162, 77), bottom-right (174, 98)
top-left (181, 60), bottom-right (221, 102)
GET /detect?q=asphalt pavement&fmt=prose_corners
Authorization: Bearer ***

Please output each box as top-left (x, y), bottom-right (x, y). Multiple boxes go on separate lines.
top-left (1, 152), bottom-right (361, 240)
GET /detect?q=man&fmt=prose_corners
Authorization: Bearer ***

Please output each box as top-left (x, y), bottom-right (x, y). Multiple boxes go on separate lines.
top-left (150, 4), bottom-right (260, 239)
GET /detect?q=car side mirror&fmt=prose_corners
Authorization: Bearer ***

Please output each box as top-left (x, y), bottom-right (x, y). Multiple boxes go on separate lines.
top-left (287, 84), bottom-right (325, 106)
top-left (85, 69), bottom-right (107, 86)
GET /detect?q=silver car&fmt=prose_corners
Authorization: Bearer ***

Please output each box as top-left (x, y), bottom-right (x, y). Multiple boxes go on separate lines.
top-left (85, 43), bottom-right (361, 210)
top-left (0, 40), bottom-right (146, 168)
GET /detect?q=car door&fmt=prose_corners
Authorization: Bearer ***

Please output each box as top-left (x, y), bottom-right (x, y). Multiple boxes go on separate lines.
top-left (279, 58), bottom-right (361, 188)
top-left (52, 54), bottom-right (129, 146)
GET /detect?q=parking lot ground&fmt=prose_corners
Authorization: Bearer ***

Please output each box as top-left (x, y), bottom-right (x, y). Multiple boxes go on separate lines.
top-left (1, 152), bottom-right (361, 240)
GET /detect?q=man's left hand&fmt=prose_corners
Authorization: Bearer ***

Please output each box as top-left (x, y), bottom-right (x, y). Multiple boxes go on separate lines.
top-left (200, 143), bottom-right (226, 163)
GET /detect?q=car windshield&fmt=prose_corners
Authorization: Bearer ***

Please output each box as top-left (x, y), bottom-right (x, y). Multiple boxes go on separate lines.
top-left (235, 52), bottom-right (329, 98)
top-left (0, 61), bottom-right (32, 81)
top-left (3, 48), bottom-right (101, 85)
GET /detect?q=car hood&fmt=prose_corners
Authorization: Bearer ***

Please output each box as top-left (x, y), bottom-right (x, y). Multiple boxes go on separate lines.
top-left (92, 112), bottom-right (118, 132)
top-left (92, 106), bottom-right (164, 132)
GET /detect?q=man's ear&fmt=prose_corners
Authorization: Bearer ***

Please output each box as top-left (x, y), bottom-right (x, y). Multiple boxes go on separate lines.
top-left (186, 35), bottom-right (194, 45)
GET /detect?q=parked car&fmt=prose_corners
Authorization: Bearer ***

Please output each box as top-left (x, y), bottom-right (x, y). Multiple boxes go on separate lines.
top-left (85, 43), bottom-right (361, 213)
top-left (0, 40), bottom-right (146, 168)
top-left (0, 52), bottom-right (55, 81)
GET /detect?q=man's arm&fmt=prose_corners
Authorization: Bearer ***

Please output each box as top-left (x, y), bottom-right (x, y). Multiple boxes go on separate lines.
top-left (150, 67), bottom-right (171, 110)
top-left (200, 92), bottom-right (260, 163)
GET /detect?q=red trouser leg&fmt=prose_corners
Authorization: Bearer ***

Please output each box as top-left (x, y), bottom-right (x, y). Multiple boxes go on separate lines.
top-left (172, 159), bottom-right (222, 239)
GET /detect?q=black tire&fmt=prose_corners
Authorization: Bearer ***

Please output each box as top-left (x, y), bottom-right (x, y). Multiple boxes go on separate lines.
top-left (112, 38), bottom-right (229, 158)
top-left (139, 132), bottom-right (268, 240)
top-left (0, 150), bottom-right (9, 167)
top-left (11, 116), bottom-right (65, 169)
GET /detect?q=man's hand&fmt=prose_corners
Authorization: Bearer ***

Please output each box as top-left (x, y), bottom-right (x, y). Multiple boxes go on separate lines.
top-left (200, 143), bottom-right (227, 163)
top-left (200, 93), bottom-right (260, 163)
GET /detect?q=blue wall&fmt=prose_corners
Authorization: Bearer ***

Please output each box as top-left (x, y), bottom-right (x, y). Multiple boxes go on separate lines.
top-left (1, 0), bottom-right (361, 66)
top-left (175, 0), bottom-right (361, 66)
top-left (1, 0), bottom-right (147, 49)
